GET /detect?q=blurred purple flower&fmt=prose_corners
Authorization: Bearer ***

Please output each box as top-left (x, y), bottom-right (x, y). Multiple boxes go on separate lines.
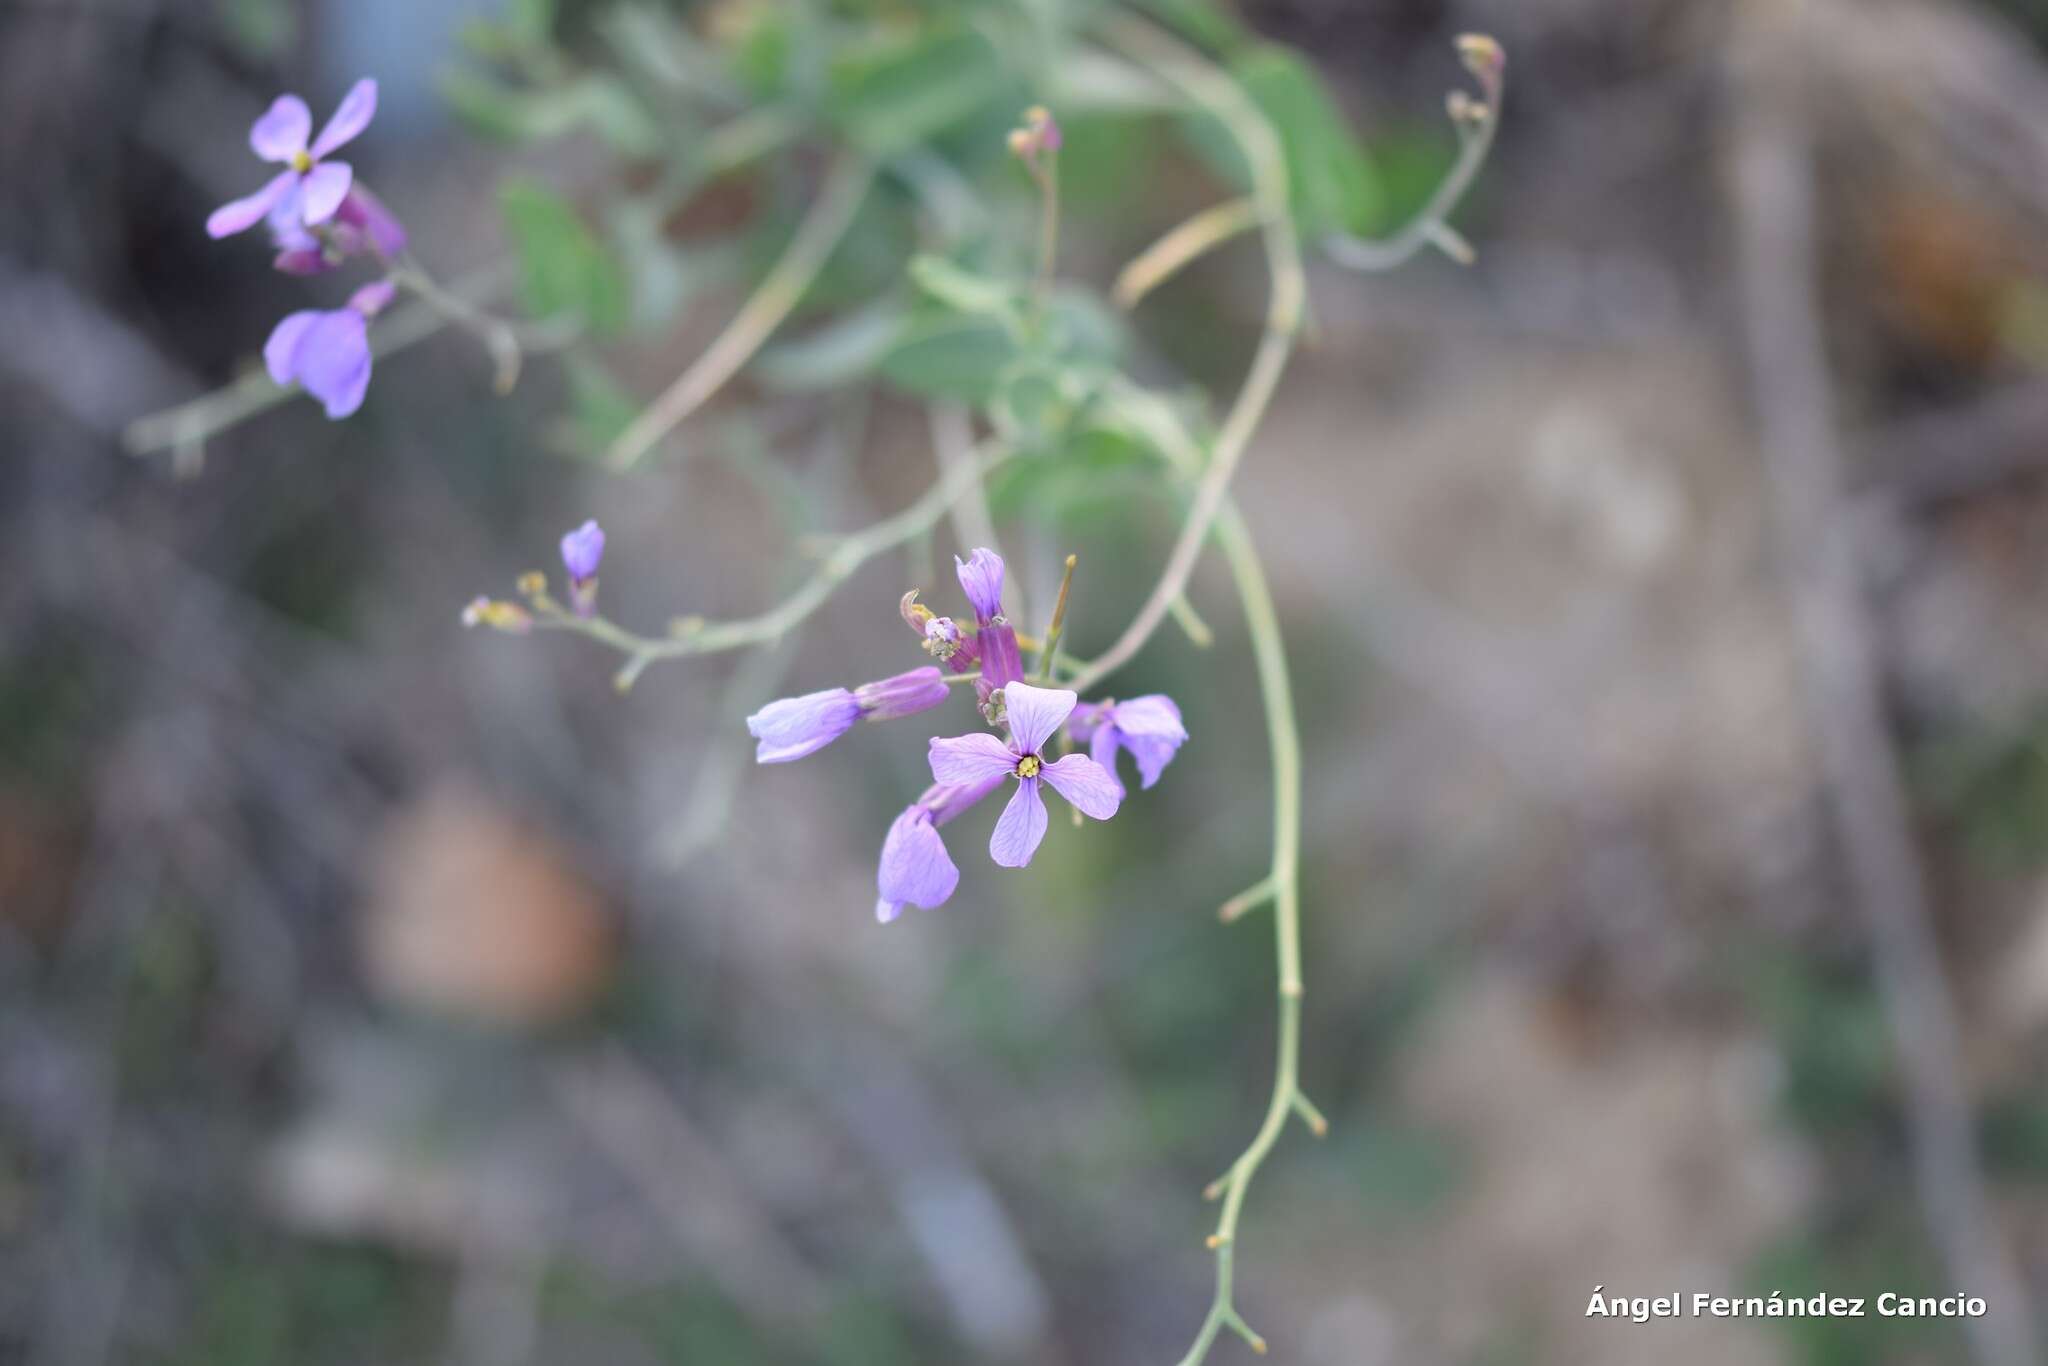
top-left (207, 79), bottom-right (378, 240)
top-left (874, 772), bottom-right (1005, 923)
top-left (272, 185), bottom-right (409, 275)
top-left (559, 520), bottom-right (605, 615)
top-left (928, 681), bottom-right (1120, 868)
top-left (1068, 694), bottom-right (1187, 793)
top-left (263, 280), bottom-right (393, 420)
top-left (748, 667), bottom-right (951, 764)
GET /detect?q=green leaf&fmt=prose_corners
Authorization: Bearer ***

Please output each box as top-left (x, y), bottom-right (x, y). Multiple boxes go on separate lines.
top-left (985, 422), bottom-right (1160, 521)
top-left (826, 23), bottom-right (1014, 153)
top-left (756, 300), bottom-right (909, 391)
top-left (907, 255), bottom-right (1022, 320)
top-left (561, 353), bottom-right (640, 454)
top-left (439, 71), bottom-right (660, 157)
top-left (879, 314), bottom-right (1019, 402)
top-left (499, 178), bottom-right (628, 335)
top-left (508, 0), bottom-right (554, 45)
top-left (1182, 45), bottom-right (1381, 237)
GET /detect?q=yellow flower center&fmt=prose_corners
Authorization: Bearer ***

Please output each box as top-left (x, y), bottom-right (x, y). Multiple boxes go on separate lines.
top-left (1015, 754), bottom-right (1041, 779)
top-left (291, 150), bottom-right (314, 174)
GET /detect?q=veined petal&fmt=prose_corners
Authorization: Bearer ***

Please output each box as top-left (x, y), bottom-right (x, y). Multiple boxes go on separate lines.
top-left (249, 94), bottom-right (311, 161)
top-left (1040, 754), bottom-right (1122, 820)
top-left (299, 161), bottom-right (353, 225)
top-left (854, 667), bottom-right (949, 722)
top-left (1111, 694), bottom-right (1186, 741)
top-left (746, 688), bottom-right (860, 763)
top-left (989, 777), bottom-right (1048, 867)
top-left (1002, 681), bottom-right (1075, 757)
top-left (1124, 734), bottom-right (1181, 790)
top-left (876, 807), bottom-right (959, 916)
top-left (311, 78), bottom-right (378, 160)
top-left (206, 170), bottom-right (295, 238)
top-left (928, 731), bottom-right (1016, 786)
top-left (262, 309), bottom-right (322, 386)
top-left (954, 548), bottom-right (1005, 623)
top-left (1065, 700), bottom-right (1109, 744)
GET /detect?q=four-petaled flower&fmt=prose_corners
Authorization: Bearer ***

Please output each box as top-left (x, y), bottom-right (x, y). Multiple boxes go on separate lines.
top-left (928, 681), bottom-right (1121, 867)
top-left (272, 184), bottom-right (408, 275)
top-left (263, 280), bottom-right (393, 419)
top-left (1068, 695), bottom-right (1188, 794)
top-left (208, 79), bottom-right (379, 242)
top-left (748, 668), bottom-right (951, 764)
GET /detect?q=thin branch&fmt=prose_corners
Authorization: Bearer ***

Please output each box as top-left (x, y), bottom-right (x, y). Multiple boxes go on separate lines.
top-left (1068, 15), bottom-right (1306, 699)
top-left (504, 441), bottom-right (1014, 688)
top-left (1729, 9), bottom-right (2039, 1366)
top-left (1113, 196), bottom-right (1259, 309)
top-left (1322, 35), bottom-right (1505, 273)
top-left (606, 154), bottom-right (876, 470)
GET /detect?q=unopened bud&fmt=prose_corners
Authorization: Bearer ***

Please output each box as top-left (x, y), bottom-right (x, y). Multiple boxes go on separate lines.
top-left (516, 570), bottom-right (547, 598)
top-left (1455, 33), bottom-right (1505, 84)
top-left (461, 596), bottom-right (533, 634)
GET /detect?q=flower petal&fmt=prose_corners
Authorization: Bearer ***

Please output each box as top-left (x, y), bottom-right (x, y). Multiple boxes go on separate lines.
top-left (249, 94), bottom-right (311, 161)
top-left (294, 311), bottom-right (372, 419)
top-left (928, 731), bottom-right (1016, 786)
top-left (311, 78), bottom-right (378, 160)
top-left (1124, 734), bottom-right (1181, 790)
top-left (854, 667), bottom-right (949, 722)
top-left (1110, 694), bottom-right (1186, 740)
top-left (1040, 754), bottom-right (1122, 820)
top-left (1088, 725), bottom-right (1123, 791)
top-left (876, 807), bottom-right (959, 915)
top-left (1001, 681), bottom-right (1075, 757)
top-left (746, 688), bottom-right (860, 763)
top-left (954, 548), bottom-right (1006, 623)
top-left (262, 309), bottom-right (322, 386)
top-left (989, 777), bottom-right (1048, 867)
top-left (559, 520), bottom-right (606, 582)
top-left (335, 183), bottom-right (408, 257)
top-left (298, 161), bottom-right (353, 225)
top-left (206, 170), bottom-right (294, 239)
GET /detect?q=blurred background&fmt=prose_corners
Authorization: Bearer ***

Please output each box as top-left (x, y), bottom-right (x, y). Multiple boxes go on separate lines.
top-left (11, 0), bottom-right (2048, 1363)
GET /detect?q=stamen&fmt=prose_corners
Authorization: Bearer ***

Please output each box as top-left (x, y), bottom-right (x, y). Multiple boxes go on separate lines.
top-left (1015, 754), bottom-right (1042, 779)
top-left (291, 150), bottom-right (314, 174)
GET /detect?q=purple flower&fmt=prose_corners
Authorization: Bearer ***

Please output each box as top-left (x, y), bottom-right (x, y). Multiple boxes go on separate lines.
top-left (748, 667), bottom-right (951, 764)
top-left (928, 681), bottom-right (1121, 868)
top-left (1068, 695), bottom-right (1187, 793)
top-left (954, 549), bottom-right (1023, 703)
top-left (559, 519), bottom-right (605, 615)
top-left (262, 281), bottom-right (392, 419)
top-left (272, 184), bottom-right (409, 275)
top-left (874, 772), bottom-right (1005, 923)
top-left (208, 79), bottom-right (378, 240)
top-left (560, 520), bottom-right (605, 583)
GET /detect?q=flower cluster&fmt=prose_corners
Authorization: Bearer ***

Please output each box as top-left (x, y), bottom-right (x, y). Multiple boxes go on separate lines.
top-left (747, 548), bottom-right (1188, 923)
top-left (208, 80), bottom-right (407, 419)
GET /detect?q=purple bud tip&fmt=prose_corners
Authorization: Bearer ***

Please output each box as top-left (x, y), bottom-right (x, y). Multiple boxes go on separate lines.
top-left (347, 280), bottom-right (396, 318)
top-left (560, 520), bottom-right (605, 584)
top-left (954, 548), bottom-right (1006, 623)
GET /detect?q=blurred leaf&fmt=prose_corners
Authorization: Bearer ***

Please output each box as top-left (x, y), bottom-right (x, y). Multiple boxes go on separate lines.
top-left (500, 179), bottom-right (628, 334)
top-left (214, 0), bottom-right (298, 61)
top-left (509, 0), bottom-right (555, 44)
top-left (907, 254), bottom-right (1022, 320)
top-left (440, 72), bottom-right (660, 157)
top-left (880, 314), bottom-right (1019, 401)
top-left (1131, 0), bottom-right (1253, 53)
top-left (757, 299), bottom-right (909, 391)
top-left (986, 422), bottom-right (1160, 520)
top-left (826, 22), bottom-right (1014, 153)
top-left (561, 353), bottom-right (640, 454)
top-left (1229, 45), bottom-right (1382, 237)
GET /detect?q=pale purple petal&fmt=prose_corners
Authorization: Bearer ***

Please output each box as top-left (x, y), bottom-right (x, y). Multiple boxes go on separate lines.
top-left (977, 622), bottom-right (1024, 694)
top-left (310, 78), bottom-right (378, 160)
top-left (293, 311), bottom-right (372, 418)
top-left (206, 170), bottom-right (295, 238)
top-left (249, 94), bottom-right (311, 161)
top-left (1001, 681), bottom-right (1075, 757)
top-left (1040, 754), bottom-right (1122, 820)
top-left (928, 732), bottom-right (1017, 786)
top-left (298, 161), bottom-right (353, 225)
top-left (1109, 694), bottom-right (1186, 788)
top-left (854, 667), bottom-right (949, 722)
top-left (876, 807), bottom-right (959, 918)
top-left (1088, 725), bottom-right (1122, 789)
top-left (348, 280), bottom-right (396, 317)
top-left (746, 689), bottom-right (860, 763)
top-left (989, 777), bottom-right (1048, 867)
top-left (560, 520), bottom-right (606, 582)
top-left (271, 246), bottom-right (330, 276)
top-left (262, 310), bottom-right (322, 386)
top-left (927, 772), bottom-right (1006, 826)
top-left (1066, 700), bottom-right (1108, 743)
top-left (954, 548), bottom-right (1006, 622)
